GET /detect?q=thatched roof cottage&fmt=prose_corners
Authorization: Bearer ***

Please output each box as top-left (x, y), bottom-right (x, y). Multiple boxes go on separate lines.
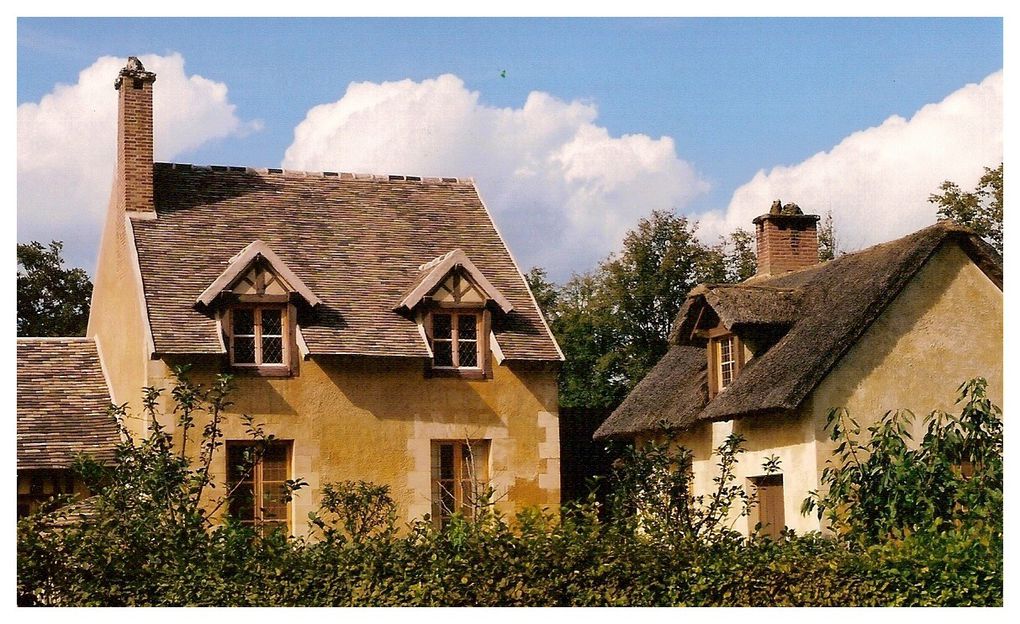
top-left (595, 204), bottom-right (1002, 537)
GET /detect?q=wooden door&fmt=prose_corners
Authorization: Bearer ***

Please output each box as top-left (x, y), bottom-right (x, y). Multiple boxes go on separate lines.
top-left (751, 475), bottom-right (785, 539)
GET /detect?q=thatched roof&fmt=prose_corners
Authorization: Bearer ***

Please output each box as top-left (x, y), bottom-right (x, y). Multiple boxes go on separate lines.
top-left (598, 345), bottom-right (709, 437)
top-left (595, 222), bottom-right (1002, 440)
top-left (671, 284), bottom-right (801, 342)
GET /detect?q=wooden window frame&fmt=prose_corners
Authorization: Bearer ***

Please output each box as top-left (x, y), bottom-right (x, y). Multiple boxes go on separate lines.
top-left (424, 307), bottom-right (492, 379)
top-left (430, 439), bottom-right (491, 528)
top-left (226, 440), bottom-right (293, 535)
top-left (707, 329), bottom-right (744, 398)
top-left (225, 303), bottom-right (296, 376)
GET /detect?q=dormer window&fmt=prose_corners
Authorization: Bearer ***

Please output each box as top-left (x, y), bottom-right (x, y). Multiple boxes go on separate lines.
top-left (220, 262), bottom-right (296, 375)
top-left (423, 270), bottom-right (491, 376)
top-left (395, 249), bottom-right (514, 380)
top-left (196, 240), bottom-right (321, 376)
top-left (709, 331), bottom-right (744, 397)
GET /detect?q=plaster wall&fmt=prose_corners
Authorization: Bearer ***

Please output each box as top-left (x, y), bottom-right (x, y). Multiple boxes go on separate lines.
top-left (674, 413), bottom-right (820, 536)
top-left (86, 182), bottom-right (152, 440)
top-left (144, 354), bottom-right (560, 537)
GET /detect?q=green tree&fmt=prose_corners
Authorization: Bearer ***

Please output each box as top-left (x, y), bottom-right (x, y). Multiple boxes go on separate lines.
top-left (17, 240), bottom-right (93, 337)
top-left (803, 378), bottom-right (1002, 543)
top-left (524, 267), bottom-right (558, 323)
top-left (598, 211), bottom-right (716, 392)
top-left (552, 272), bottom-right (627, 407)
top-left (817, 210), bottom-right (839, 261)
top-left (532, 212), bottom-right (730, 408)
top-left (929, 163), bottom-right (1003, 254)
top-left (724, 228), bottom-right (757, 281)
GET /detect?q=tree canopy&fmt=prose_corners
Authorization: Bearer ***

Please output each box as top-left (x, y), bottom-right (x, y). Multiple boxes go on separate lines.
top-left (530, 211), bottom-right (762, 408)
top-left (817, 210), bottom-right (839, 261)
top-left (929, 163), bottom-right (1003, 254)
top-left (17, 241), bottom-right (93, 337)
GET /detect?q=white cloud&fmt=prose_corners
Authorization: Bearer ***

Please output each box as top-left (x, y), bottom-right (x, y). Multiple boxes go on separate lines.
top-left (283, 74), bottom-right (709, 280)
top-left (17, 53), bottom-right (260, 270)
top-left (699, 71), bottom-right (1003, 252)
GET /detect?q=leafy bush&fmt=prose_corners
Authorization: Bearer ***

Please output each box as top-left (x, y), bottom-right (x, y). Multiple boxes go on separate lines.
top-left (804, 378), bottom-right (1003, 542)
top-left (17, 366), bottom-right (306, 606)
top-left (604, 432), bottom-right (780, 542)
top-left (18, 377), bottom-right (1002, 606)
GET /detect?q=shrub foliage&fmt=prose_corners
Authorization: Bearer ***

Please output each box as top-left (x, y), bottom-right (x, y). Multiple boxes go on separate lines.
top-left (18, 376), bottom-right (1002, 606)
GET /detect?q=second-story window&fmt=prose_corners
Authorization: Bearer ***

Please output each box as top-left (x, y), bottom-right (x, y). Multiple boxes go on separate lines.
top-left (710, 333), bottom-right (744, 396)
top-left (431, 311), bottom-right (480, 369)
top-left (718, 334), bottom-right (737, 388)
top-left (230, 305), bottom-right (287, 369)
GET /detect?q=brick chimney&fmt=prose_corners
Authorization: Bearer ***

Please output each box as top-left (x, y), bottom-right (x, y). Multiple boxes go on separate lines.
top-left (114, 57), bottom-right (157, 216)
top-left (752, 200), bottom-right (821, 276)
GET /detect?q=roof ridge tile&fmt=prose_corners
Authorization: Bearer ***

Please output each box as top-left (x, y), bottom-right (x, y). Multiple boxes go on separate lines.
top-left (17, 336), bottom-right (94, 343)
top-left (418, 249), bottom-right (458, 272)
top-left (155, 161), bottom-right (473, 184)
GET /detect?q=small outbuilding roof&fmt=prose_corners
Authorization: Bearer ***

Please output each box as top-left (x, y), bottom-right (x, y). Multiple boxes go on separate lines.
top-left (595, 221), bottom-right (1002, 439)
top-left (17, 338), bottom-right (120, 470)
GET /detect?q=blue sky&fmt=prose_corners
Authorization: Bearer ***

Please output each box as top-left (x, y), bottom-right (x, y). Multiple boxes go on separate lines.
top-left (17, 17), bottom-right (1003, 279)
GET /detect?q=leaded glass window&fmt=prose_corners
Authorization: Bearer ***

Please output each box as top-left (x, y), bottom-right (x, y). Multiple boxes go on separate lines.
top-left (232, 308), bottom-right (256, 364)
top-left (229, 306), bottom-right (288, 369)
top-left (430, 311), bottom-right (480, 369)
top-left (458, 315), bottom-right (477, 367)
top-left (260, 308), bottom-right (284, 364)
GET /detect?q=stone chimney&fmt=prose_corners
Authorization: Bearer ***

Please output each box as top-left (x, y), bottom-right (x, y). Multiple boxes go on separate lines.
top-left (114, 57), bottom-right (157, 215)
top-left (752, 200), bottom-right (820, 276)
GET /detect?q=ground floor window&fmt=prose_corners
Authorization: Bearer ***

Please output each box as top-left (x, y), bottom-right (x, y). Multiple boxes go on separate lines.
top-left (227, 441), bottom-right (292, 534)
top-left (17, 469), bottom-right (77, 518)
top-left (431, 440), bottom-right (490, 527)
top-left (749, 474), bottom-right (785, 539)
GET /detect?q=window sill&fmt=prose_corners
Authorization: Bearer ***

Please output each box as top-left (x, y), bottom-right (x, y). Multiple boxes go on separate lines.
top-left (426, 367), bottom-right (489, 380)
top-left (229, 365), bottom-right (294, 378)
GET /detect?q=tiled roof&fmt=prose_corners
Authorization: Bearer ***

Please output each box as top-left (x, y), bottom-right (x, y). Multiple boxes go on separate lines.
top-left (17, 338), bottom-right (120, 469)
top-left (132, 163), bottom-right (562, 361)
top-left (595, 222), bottom-right (1002, 439)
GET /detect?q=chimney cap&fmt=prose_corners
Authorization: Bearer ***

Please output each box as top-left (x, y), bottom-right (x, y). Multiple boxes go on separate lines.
top-left (752, 212), bottom-right (820, 226)
top-left (114, 56), bottom-right (156, 90)
top-left (753, 199), bottom-right (819, 225)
